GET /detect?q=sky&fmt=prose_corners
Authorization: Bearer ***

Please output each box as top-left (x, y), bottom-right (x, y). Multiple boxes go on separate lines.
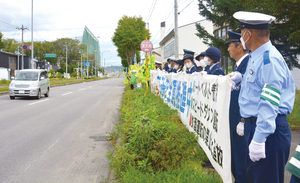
top-left (0, 0), bottom-right (204, 67)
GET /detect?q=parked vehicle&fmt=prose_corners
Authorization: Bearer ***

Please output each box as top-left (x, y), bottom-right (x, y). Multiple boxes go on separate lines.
top-left (9, 69), bottom-right (50, 99)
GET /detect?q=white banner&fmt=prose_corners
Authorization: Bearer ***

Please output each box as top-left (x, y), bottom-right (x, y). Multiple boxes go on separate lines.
top-left (150, 70), bottom-right (233, 183)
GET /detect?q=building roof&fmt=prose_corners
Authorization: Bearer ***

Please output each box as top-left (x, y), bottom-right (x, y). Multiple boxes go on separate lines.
top-left (0, 50), bottom-right (27, 57)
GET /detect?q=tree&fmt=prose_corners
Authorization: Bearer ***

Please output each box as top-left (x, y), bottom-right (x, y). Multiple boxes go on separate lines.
top-left (196, 0), bottom-right (300, 69)
top-left (112, 15), bottom-right (150, 67)
top-left (0, 32), bottom-right (4, 50)
top-left (2, 38), bottom-right (21, 53)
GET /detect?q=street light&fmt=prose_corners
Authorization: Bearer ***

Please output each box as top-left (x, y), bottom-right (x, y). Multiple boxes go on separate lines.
top-left (101, 50), bottom-right (110, 68)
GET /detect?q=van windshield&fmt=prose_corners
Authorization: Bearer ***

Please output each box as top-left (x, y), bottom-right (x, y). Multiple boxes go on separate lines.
top-left (15, 72), bottom-right (39, 81)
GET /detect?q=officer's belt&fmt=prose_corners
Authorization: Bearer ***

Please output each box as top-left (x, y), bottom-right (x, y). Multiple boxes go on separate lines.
top-left (241, 117), bottom-right (257, 123)
top-left (241, 114), bottom-right (286, 123)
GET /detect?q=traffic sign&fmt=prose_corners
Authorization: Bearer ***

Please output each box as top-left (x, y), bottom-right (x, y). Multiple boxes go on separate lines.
top-left (22, 45), bottom-right (27, 50)
top-left (82, 69), bottom-right (85, 72)
top-left (84, 62), bottom-right (90, 66)
top-left (45, 53), bottom-right (57, 58)
top-left (29, 45), bottom-right (32, 50)
top-left (140, 40), bottom-right (153, 52)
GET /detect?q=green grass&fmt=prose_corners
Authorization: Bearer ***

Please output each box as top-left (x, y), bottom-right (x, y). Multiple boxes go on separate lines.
top-left (0, 86), bottom-right (9, 91)
top-left (107, 85), bottom-right (222, 182)
top-left (288, 90), bottom-right (300, 130)
top-left (49, 77), bottom-right (107, 86)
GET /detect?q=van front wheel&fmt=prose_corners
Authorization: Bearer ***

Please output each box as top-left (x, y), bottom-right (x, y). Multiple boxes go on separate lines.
top-left (36, 90), bottom-right (41, 99)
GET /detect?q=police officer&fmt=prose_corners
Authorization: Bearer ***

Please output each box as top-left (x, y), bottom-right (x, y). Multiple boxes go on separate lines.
top-left (225, 30), bottom-right (249, 183)
top-left (182, 54), bottom-right (198, 74)
top-left (167, 57), bottom-right (177, 73)
top-left (164, 58), bottom-right (171, 72)
top-left (234, 11), bottom-right (295, 183)
top-left (172, 59), bottom-right (183, 73)
top-left (177, 59), bottom-right (184, 73)
top-left (155, 60), bottom-right (162, 70)
top-left (183, 49), bottom-right (195, 57)
top-left (201, 47), bottom-right (225, 76)
top-left (196, 52), bottom-right (210, 72)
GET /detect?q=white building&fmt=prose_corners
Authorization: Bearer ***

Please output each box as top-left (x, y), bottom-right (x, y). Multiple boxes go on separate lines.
top-left (153, 19), bottom-right (213, 62)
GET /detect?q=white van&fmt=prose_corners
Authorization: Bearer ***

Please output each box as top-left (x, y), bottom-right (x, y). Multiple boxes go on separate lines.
top-left (9, 69), bottom-right (50, 99)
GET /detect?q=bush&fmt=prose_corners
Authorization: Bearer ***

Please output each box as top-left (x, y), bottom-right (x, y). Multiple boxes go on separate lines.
top-left (108, 85), bottom-right (221, 182)
top-left (0, 79), bottom-right (8, 84)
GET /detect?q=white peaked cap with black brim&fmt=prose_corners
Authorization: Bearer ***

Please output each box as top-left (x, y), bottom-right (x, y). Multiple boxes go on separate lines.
top-left (233, 11), bottom-right (276, 30)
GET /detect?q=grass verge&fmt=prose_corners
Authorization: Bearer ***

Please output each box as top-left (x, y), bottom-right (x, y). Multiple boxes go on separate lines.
top-left (49, 77), bottom-right (108, 86)
top-left (288, 90), bottom-right (300, 130)
top-left (107, 85), bottom-right (222, 182)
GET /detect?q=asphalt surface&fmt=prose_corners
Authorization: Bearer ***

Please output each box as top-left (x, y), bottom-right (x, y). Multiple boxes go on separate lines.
top-left (0, 78), bottom-right (124, 183)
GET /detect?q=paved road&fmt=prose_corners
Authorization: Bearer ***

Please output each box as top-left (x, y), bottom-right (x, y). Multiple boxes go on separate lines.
top-left (0, 78), bottom-right (124, 183)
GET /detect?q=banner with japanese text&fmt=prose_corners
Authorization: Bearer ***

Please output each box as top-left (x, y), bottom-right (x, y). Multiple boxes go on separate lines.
top-left (150, 70), bottom-right (233, 183)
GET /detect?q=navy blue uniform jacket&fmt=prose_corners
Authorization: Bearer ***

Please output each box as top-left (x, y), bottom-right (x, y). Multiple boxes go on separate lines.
top-left (229, 55), bottom-right (249, 126)
top-left (207, 62), bottom-right (225, 76)
top-left (228, 55), bottom-right (249, 182)
top-left (186, 65), bottom-right (198, 74)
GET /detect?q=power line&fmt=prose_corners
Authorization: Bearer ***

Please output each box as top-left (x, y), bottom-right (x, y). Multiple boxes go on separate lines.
top-left (147, 0), bottom-right (158, 22)
top-left (167, 22), bottom-right (174, 34)
top-left (146, 0), bottom-right (155, 21)
top-left (0, 20), bottom-right (17, 28)
top-left (178, 0), bottom-right (195, 14)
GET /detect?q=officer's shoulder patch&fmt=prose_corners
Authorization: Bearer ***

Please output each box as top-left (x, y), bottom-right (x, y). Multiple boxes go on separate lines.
top-left (263, 50), bottom-right (270, 65)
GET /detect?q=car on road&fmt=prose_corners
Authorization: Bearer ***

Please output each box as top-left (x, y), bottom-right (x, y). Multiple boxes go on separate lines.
top-left (9, 69), bottom-right (50, 99)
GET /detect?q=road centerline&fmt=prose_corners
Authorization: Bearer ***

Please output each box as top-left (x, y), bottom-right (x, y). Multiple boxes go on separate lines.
top-left (28, 99), bottom-right (50, 106)
top-left (62, 92), bottom-right (73, 96)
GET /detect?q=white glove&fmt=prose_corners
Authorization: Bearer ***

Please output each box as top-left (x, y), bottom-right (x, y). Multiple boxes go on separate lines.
top-left (236, 122), bottom-right (244, 136)
top-left (229, 71), bottom-right (243, 84)
top-left (249, 140), bottom-right (266, 162)
top-left (199, 71), bottom-right (207, 75)
top-left (192, 72), bottom-right (199, 76)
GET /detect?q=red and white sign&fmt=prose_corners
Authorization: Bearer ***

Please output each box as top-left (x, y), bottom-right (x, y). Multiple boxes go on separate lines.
top-left (29, 45), bottom-right (32, 50)
top-left (140, 40), bottom-right (153, 52)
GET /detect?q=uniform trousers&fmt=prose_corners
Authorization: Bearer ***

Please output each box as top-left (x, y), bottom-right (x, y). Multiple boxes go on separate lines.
top-left (244, 114), bottom-right (291, 183)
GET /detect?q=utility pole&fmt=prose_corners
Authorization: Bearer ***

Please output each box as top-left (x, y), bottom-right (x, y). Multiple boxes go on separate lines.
top-left (16, 25), bottom-right (28, 70)
top-left (17, 46), bottom-right (20, 70)
top-left (174, 0), bottom-right (179, 58)
top-left (64, 45), bottom-right (69, 78)
top-left (31, 0), bottom-right (34, 69)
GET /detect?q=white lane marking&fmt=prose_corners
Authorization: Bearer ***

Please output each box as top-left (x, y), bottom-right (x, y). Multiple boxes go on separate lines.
top-left (47, 139), bottom-right (60, 151)
top-left (79, 88), bottom-right (86, 91)
top-left (28, 99), bottom-right (49, 106)
top-left (62, 92), bottom-right (73, 96)
top-left (88, 86), bottom-right (93, 88)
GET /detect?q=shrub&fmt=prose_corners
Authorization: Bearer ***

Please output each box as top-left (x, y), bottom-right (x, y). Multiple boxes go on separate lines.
top-left (108, 85), bottom-right (220, 182)
top-left (0, 79), bottom-right (8, 84)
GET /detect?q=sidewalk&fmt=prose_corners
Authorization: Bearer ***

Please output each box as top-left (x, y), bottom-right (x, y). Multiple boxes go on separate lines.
top-left (285, 130), bottom-right (300, 183)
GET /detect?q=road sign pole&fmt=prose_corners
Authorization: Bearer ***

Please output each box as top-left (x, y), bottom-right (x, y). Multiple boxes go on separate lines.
top-left (140, 38), bottom-right (153, 93)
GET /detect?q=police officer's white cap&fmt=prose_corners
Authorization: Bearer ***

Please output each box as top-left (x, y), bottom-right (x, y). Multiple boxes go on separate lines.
top-left (233, 11), bottom-right (276, 30)
top-left (167, 57), bottom-right (177, 62)
top-left (131, 70), bottom-right (137, 73)
top-left (155, 60), bottom-right (162, 65)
